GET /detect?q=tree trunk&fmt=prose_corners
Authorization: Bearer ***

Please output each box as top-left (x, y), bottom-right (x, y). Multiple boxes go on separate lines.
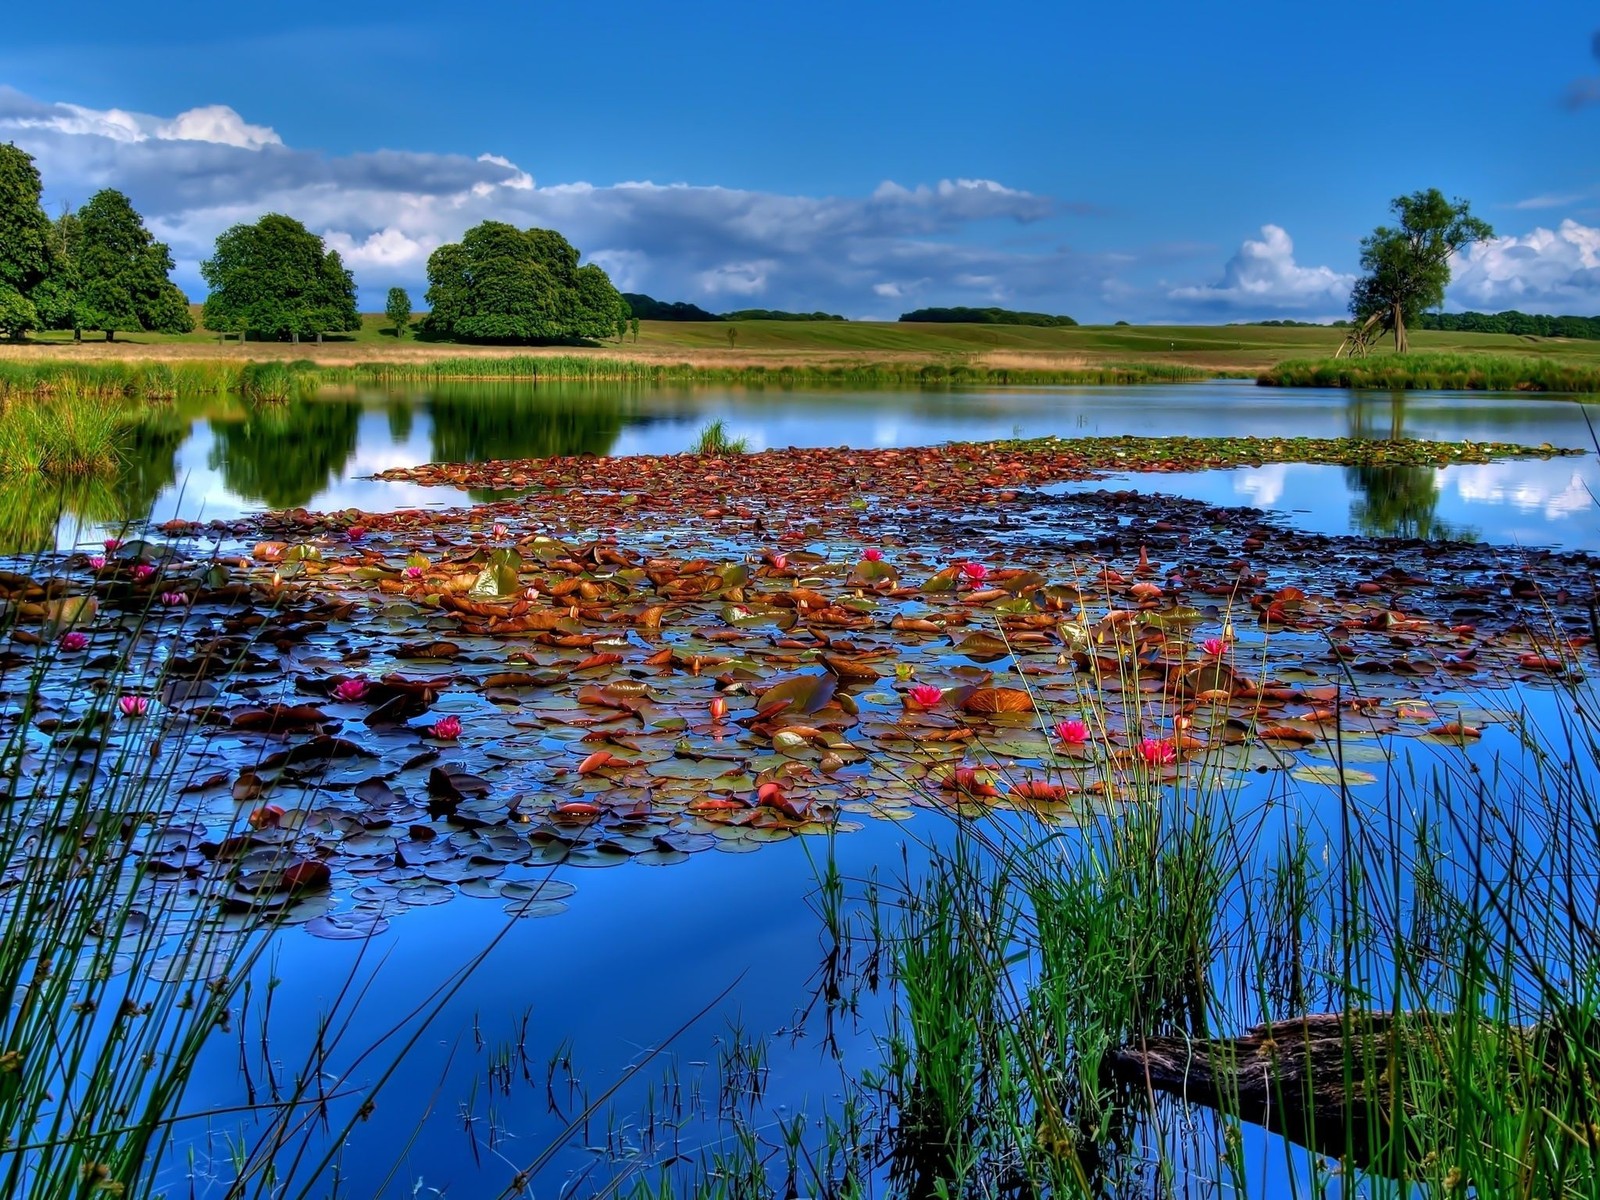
top-left (1392, 302), bottom-right (1408, 354)
top-left (315, 331), bottom-right (323, 345)
top-left (73, 328), bottom-right (81, 344)
top-left (291, 330), bottom-right (299, 345)
top-left (105, 330), bottom-right (114, 343)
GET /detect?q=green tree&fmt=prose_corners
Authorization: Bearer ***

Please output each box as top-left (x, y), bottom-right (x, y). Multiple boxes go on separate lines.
top-left (0, 143), bottom-right (54, 337)
top-left (629, 315), bottom-right (639, 343)
top-left (201, 214), bottom-right (360, 343)
top-left (68, 190), bottom-right (193, 341)
top-left (422, 222), bottom-right (624, 343)
top-left (0, 286), bottom-right (37, 341)
top-left (385, 286), bottom-right (412, 337)
top-left (1350, 190), bottom-right (1493, 353)
top-left (32, 208), bottom-right (83, 338)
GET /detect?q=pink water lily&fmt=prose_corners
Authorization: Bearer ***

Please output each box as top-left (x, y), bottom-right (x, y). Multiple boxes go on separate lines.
top-left (1201, 637), bottom-right (1226, 657)
top-left (863, 548), bottom-right (884, 562)
top-left (1140, 738), bottom-right (1176, 767)
top-left (87, 555), bottom-right (106, 571)
top-left (404, 565), bottom-right (424, 580)
top-left (908, 683), bottom-right (943, 708)
top-left (132, 564), bottom-right (156, 582)
top-left (960, 561), bottom-right (989, 584)
top-left (58, 631), bottom-right (89, 652)
top-left (346, 525), bottom-right (367, 541)
top-left (118, 695), bottom-right (149, 717)
top-left (333, 679), bottom-right (369, 702)
top-left (430, 715), bottom-right (462, 740)
top-left (1055, 719), bottom-right (1089, 745)
top-left (493, 522), bottom-right (509, 540)
top-left (160, 592), bottom-right (188, 606)
top-left (770, 553), bottom-right (788, 571)
top-left (103, 538), bottom-right (121, 552)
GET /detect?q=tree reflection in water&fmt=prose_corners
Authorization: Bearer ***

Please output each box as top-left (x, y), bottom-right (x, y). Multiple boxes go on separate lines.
top-left (207, 401), bottom-right (361, 510)
top-left (1344, 390), bottom-right (1474, 541)
top-left (426, 385), bottom-right (628, 501)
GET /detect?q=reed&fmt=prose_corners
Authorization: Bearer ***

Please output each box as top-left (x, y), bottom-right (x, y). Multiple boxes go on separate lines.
top-left (1259, 352), bottom-right (1600, 393)
top-left (0, 399), bottom-right (125, 477)
top-left (690, 418), bottom-right (748, 455)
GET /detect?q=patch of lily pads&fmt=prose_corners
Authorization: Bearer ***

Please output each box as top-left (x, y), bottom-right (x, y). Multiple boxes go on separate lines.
top-left (1, 435), bottom-right (1594, 963)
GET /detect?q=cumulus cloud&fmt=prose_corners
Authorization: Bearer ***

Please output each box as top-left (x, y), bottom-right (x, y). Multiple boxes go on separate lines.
top-left (1448, 220), bottom-right (1600, 310)
top-left (0, 85), bottom-right (1107, 315)
top-left (1166, 224), bottom-right (1353, 315)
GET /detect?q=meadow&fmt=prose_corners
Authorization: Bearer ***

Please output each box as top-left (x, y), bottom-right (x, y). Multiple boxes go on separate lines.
top-left (11, 313), bottom-right (1600, 379)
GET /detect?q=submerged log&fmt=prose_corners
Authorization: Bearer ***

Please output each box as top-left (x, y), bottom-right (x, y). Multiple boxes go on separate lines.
top-left (1108, 1010), bottom-right (1492, 1167)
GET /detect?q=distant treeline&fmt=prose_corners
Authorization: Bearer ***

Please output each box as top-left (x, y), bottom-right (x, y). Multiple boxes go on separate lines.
top-left (898, 306), bottom-right (1078, 327)
top-left (1415, 310), bottom-right (1600, 340)
top-left (620, 293), bottom-right (844, 322)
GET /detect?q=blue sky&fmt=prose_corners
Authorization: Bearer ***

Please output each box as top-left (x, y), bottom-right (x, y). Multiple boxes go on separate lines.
top-left (2, 1), bottom-right (1596, 320)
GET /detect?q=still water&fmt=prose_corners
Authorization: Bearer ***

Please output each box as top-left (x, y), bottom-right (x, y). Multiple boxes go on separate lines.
top-left (8, 380), bottom-right (1598, 554)
top-left (15, 380), bottom-right (1600, 1195)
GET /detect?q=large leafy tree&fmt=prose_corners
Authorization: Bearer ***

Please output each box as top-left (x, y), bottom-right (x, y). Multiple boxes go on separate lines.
top-left (422, 222), bottom-right (625, 343)
top-left (67, 190), bottom-right (194, 341)
top-left (201, 214), bottom-right (360, 342)
top-left (0, 143), bottom-right (54, 338)
top-left (385, 286), bottom-right (412, 337)
top-left (1349, 189), bottom-right (1493, 353)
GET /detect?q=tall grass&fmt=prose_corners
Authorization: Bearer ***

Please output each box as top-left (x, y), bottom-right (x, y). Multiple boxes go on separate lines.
top-left (690, 419), bottom-right (748, 455)
top-left (0, 400), bottom-right (125, 476)
top-left (1259, 351), bottom-right (1600, 392)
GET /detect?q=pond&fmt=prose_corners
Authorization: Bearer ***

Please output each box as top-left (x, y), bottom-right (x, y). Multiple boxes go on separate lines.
top-left (5, 379), bottom-right (1600, 1198)
top-left (5, 380), bottom-right (1598, 555)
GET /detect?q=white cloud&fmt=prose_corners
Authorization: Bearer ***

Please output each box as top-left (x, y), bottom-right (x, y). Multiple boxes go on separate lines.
top-left (1167, 224), bottom-right (1353, 315)
top-left (1447, 219), bottom-right (1600, 311)
top-left (0, 84), bottom-right (1111, 315)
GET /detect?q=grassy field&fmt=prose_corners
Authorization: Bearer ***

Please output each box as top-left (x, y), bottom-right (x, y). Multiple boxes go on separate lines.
top-left (9, 313), bottom-right (1600, 377)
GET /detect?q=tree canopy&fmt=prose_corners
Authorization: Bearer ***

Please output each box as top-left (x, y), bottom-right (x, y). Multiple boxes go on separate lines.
top-left (0, 143), bottom-right (54, 337)
top-left (1349, 190), bottom-right (1493, 353)
top-left (899, 306), bottom-right (1077, 327)
top-left (201, 214), bottom-right (360, 342)
top-left (423, 222), bottom-right (626, 343)
top-left (60, 190), bottom-right (193, 341)
top-left (385, 287), bottom-right (412, 337)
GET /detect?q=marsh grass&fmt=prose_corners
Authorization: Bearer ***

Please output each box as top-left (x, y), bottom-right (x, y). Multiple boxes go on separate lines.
top-left (1259, 351), bottom-right (1600, 393)
top-left (690, 419), bottom-right (748, 455)
top-left (0, 399), bottom-right (125, 477)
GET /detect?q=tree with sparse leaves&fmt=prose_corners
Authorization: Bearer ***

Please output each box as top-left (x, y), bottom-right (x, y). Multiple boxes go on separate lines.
top-left (385, 287), bottom-right (412, 337)
top-left (1349, 190), bottom-right (1493, 353)
top-left (201, 214), bottom-right (359, 343)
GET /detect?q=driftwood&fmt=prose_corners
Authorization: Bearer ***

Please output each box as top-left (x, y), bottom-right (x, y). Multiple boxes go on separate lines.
top-left (1108, 1011), bottom-right (1500, 1166)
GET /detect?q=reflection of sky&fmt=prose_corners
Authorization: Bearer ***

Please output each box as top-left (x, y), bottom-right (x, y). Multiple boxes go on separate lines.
top-left (65, 383), bottom-right (1600, 552)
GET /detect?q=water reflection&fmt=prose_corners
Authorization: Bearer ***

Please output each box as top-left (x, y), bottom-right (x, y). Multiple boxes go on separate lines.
top-left (1342, 390), bottom-right (1470, 541)
top-left (425, 385), bottom-right (628, 501)
top-left (208, 403), bottom-right (362, 510)
top-left (6, 381), bottom-right (1593, 553)
top-left (0, 403), bottom-right (189, 554)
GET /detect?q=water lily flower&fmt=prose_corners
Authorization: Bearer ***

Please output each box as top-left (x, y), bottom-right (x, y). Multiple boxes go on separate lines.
top-left (160, 592), bottom-right (188, 606)
top-left (960, 561), bottom-right (989, 584)
top-left (103, 537), bottom-right (122, 552)
top-left (1140, 738), bottom-right (1176, 767)
top-left (346, 525), bottom-right (367, 541)
top-left (908, 683), bottom-right (943, 708)
top-left (1201, 637), bottom-right (1226, 657)
top-left (770, 553), bottom-right (788, 571)
top-left (430, 715), bottom-right (462, 740)
top-left (493, 522), bottom-right (509, 540)
top-left (523, 585), bottom-right (540, 601)
top-left (1055, 719), bottom-right (1089, 745)
top-left (863, 548), bottom-right (884, 562)
top-left (710, 696), bottom-right (729, 721)
top-left (132, 564), bottom-right (156, 582)
top-left (118, 695), bottom-right (149, 717)
top-left (404, 565), bottom-right (424, 580)
top-left (87, 555), bottom-right (106, 571)
top-left (333, 679), bottom-right (369, 702)
top-left (58, 631), bottom-right (89, 652)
